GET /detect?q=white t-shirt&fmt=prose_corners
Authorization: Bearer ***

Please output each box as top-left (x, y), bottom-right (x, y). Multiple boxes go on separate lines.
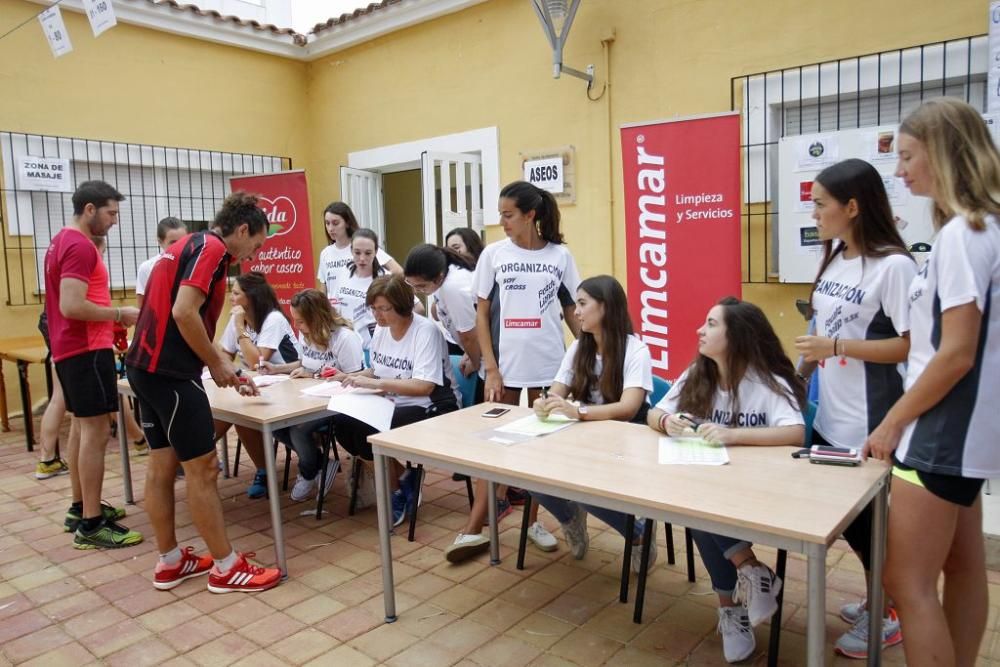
top-left (335, 272), bottom-right (384, 350)
top-left (298, 326), bottom-right (365, 375)
top-left (428, 294), bottom-right (458, 346)
top-left (555, 335), bottom-right (653, 405)
top-left (655, 369), bottom-right (804, 429)
top-left (317, 242), bottom-right (395, 302)
top-left (896, 215), bottom-right (1000, 478)
top-left (135, 253), bottom-right (161, 296)
top-left (220, 309), bottom-right (300, 366)
top-left (811, 251), bottom-right (916, 447)
top-left (369, 315), bottom-right (461, 409)
top-left (474, 239), bottom-right (581, 387)
top-left (434, 266), bottom-right (477, 349)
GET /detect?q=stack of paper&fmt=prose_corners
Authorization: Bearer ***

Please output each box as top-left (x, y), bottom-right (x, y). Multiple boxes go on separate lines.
top-left (494, 414), bottom-right (576, 437)
top-left (657, 437), bottom-right (729, 465)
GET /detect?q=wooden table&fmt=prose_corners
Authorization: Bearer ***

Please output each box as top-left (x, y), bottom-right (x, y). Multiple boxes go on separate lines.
top-left (368, 405), bottom-right (891, 667)
top-left (0, 336), bottom-right (53, 451)
top-left (117, 375), bottom-right (334, 576)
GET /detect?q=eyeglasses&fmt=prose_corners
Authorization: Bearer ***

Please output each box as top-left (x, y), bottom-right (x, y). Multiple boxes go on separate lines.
top-left (403, 278), bottom-right (434, 294)
top-left (369, 304), bottom-right (394, 314)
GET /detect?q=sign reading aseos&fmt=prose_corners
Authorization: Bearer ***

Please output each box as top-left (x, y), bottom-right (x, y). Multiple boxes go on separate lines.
top-left (15, 156), bottom-right (73, 192)
top-left (523, 156), bottom-right (564, 194)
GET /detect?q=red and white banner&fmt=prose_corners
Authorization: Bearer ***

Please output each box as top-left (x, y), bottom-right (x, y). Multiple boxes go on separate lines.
top-left (620, 112), bottom-right (742, 379)
top-left (229, 170), bottom-right (315, 314)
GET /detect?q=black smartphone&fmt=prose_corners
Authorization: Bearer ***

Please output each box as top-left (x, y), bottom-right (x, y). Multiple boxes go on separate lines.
top-left (795, 299), bottom-right (815, 321)
top-left (482, 407), bottom-right (510, 418)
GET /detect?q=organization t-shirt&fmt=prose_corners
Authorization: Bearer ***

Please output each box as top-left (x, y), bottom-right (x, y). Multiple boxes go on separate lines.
top-left (369, 314), bottom-right (461, 409)
top-left (44, 227), bottom-right (113, 362)
top-left (317, 242), bottom-right (395, 303)
top-left (298, 326), bottom-right (365, 375)
top-left (428, 294), bottom-right (458, 346)
top-left (811, 251), bottom-right (916, 447)
top-left (135, 252), bottom-right (162, 296)
top-left (474, 239), bottom-right (581, 387)
top-left (554, 335), bottom-right (653, 405)
top-left (434, 266), bottom-right (477, 348)
top-left (655, 369), bottom-right (804, 429)
top-left (896, 215), bottom-right (1000, 478)
top-left (128, 232), bottom-right (231, 379)
top-left (219, 309), bottom-right (300, 366)
top-left (335, 272), bottom-right (384, 350)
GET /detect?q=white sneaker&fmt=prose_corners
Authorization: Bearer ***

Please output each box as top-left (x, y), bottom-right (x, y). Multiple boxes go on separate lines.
top-left (355, 462), bottom-right (377, 509)
top-left (560, 505), bottom-right (589, 559)
top-left (733, 562), bottom-right (782, 626)
top-left (834, 608), bottom-right (902, 659)
top-left (318, 458), bottom-right (340, 500)
top-left (630, 521), bottom-right (658, 574)
top-left (527, 522), bottom-right (558, 552)
top-left (290, 473), bottom-right (317, 502)
top-left (840, 598), bottom-right (866, 623)
top-left (717, 606), bottom-right (755, 663)
top-left (444, 533), bottom-right (489, 563)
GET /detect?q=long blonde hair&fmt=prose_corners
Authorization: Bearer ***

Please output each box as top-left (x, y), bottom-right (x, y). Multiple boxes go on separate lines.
top-left (289, 289), bottom-right (351, 349)
top-left (899, 97), bottom-right (1000, 231)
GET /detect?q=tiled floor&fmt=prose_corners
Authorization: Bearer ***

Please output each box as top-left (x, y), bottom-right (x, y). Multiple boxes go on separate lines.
top-left (2, 420), bottom-right (1000, 666)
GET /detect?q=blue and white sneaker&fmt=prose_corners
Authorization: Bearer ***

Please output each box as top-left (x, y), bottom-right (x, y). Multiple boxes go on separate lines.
top-left (391, 488), bottom-right (408, 527)
top-left (247, 469), bottom-right (267, 499)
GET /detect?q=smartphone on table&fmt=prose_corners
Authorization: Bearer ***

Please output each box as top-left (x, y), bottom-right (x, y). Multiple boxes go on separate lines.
top-left (482, 407), bottom-right (510, 418)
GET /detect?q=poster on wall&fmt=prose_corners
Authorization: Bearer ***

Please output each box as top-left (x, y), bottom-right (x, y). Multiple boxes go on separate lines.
top-left (620, 112), bottom-right (742, 380)
top-left (228, 170), bottom-right (315, 315)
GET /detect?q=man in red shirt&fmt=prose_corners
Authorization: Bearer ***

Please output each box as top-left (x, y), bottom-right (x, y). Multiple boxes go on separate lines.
top-left (127, 192), bottom-right (281, 593)
top-left (45, 180), bottom-right (142, 549)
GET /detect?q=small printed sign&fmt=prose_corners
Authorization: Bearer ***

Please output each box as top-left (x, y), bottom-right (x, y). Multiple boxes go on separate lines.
top-left (799, 226), bottom-right (822, 248)
top-left (796, 180), bottom-right (814, 212)
top-left (82, 0), bottom-right (118, 37)
top-left (38, 6), bottom-right (72, 58)
top-left (15, 156), bottom-right (73, 192)
top-left (523, 157), bottom-right (564, 194)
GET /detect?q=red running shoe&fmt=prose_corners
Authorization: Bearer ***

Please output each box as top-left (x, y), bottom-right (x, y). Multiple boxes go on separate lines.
top-left (207, 552), bottom-right (281, 594)
top-left (153, 546), bottom-right (213, 590)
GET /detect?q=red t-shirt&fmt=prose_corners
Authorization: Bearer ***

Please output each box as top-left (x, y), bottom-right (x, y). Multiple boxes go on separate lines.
top-left (44, 227), bottom-right (113, 362)
top-left (126, 231), bottom-right (232, 379)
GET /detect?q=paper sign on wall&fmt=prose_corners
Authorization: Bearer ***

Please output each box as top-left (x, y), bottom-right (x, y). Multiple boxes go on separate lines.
top-left (523, 157), bottom-right (564, 194)
top-left (82, 0), bottom-right (118, 37)
top-left (15, 156), bottom-right (73, 192)
top-left (38, 6), bottom-right (72, 58)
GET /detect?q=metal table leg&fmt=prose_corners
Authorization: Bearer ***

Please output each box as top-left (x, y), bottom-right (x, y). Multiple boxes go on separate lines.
top-left (117, 394), bottom-right (134, 504)
top-left (260, 424), bottom-right (287, 577)
top-left (17, 360), bottom-right (35, 450)
top-left (866, 481), bottom-right (889, 667)
top-left (374, 452), bottom-right (397, 622)
top-left (806, 542), bottom-right (827, 666)
top-left (487, 481), bottom-right (500, 565)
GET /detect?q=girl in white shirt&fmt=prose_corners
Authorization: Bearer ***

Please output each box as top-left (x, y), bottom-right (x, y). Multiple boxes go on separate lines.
top-left (460, 276), bottom-right (655, 565)
top-left (793, 158), bottom-right (915, 658)
top-left (648, 297), bottom-right (806, 663)
top-left (866, 98), bottom-right (1000, 667)
top-left (316, 201), bottom-right (401, 303)
top-left (261, 289), bottom-right (364, 502)
top-left (333, 275), bottom-right (461, 526)
top-left (335, 228), bottom-right (388, 351)
top-left (217, 272), bottom-right (301, 499)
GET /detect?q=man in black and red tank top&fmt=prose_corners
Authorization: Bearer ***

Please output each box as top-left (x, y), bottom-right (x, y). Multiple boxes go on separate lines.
top-left (126, 192), bottom-right (282, 593)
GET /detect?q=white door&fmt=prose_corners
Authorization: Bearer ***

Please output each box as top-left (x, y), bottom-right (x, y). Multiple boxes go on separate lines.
top-left (420, 152), bottom-right (484, 245)
top-left (340, 166), bottom-right (385, 241)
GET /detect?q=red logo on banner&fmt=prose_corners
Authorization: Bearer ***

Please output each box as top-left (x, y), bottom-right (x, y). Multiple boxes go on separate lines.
top-left (258, 195), bottom-right (297, 238)
top-left (504, 318), bottom-right (542, 329)
top-left (229, 171), bottom-right (315, 316)
top-left (799, 181), bottom-right (813, 203)
top-left (620, 114), bottom-right (741, 379)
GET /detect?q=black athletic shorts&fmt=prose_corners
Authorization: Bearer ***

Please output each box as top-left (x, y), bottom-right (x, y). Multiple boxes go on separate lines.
top-left (55, 349), bottom-right (117, 418)
top-left (893, 460), bottom-right (985, 507)
top-left (125, 366), bottom-right (216, 462)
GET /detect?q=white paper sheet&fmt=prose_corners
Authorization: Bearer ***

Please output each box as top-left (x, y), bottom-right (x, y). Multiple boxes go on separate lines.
top-left (251, 374), bottom-right (290, 387)
top-left (494, 414), bottom-right (576, 437)
top-left (658, 437), bottom-right (730, 465)
top-left (302, 381), bottom-right (382, 398)
top-left (326, 393), bottom-right (395, 432)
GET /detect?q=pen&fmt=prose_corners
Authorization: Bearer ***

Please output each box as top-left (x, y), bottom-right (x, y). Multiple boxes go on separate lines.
top-left (541, 386), bottom-right (548, 399)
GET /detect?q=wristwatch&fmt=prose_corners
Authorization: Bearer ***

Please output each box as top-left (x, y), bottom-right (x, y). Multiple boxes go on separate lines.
top-left (577, 405), bottom-right (588, 421)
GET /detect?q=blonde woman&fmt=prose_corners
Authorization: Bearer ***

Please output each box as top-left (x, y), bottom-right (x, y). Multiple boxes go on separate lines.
top-left (866, 97), bottom-right (1000, 667)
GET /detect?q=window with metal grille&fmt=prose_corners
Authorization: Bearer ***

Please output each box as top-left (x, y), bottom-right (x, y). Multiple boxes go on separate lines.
top-left (0, 133), bottom-right (290, 305)
top-left (731, 35), bottom-right (986, 282)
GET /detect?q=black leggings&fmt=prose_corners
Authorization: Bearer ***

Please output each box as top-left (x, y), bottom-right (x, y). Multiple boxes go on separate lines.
top-left (333, 400), bottom-right (458, 460)
top-left (814, 431), bottom-right (873, 570)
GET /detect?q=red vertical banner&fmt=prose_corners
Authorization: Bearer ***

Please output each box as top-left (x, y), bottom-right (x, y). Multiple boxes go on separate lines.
top-left (620, 112), bottom-right (742, 380)
top-left (228, 170), bottom-right (315, 314)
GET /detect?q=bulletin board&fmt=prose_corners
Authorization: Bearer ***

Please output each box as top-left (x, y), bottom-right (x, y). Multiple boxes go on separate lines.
top-left (776, 125), bottom-right (935, 283)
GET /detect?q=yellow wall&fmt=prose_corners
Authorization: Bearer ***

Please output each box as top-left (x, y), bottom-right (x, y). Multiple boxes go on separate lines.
top-left (0, 0), bottom-right (309, 415)
top-left (302, 0), bottom-right (983, 355)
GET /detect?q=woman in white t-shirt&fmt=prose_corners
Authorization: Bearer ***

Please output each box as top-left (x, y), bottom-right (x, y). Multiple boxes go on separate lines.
top-left (648, 298), bottom-right (806, 663)
top-left (865, 98), bottom-right (1000, 667)
top-left (217, 272), bottom-right (301, 499)
top-left (793, 158), bottom-right (915, 658)
top-left (333, 275), bottom-right (461, 526)
top-left (316, 201), bottom-right (401, 303)
top-left (335, 228), bottom-right (389, 351)
top-left (260, 289), bottom-right (364, 502)
top-left (404, 243), bottom-right (481, 378)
